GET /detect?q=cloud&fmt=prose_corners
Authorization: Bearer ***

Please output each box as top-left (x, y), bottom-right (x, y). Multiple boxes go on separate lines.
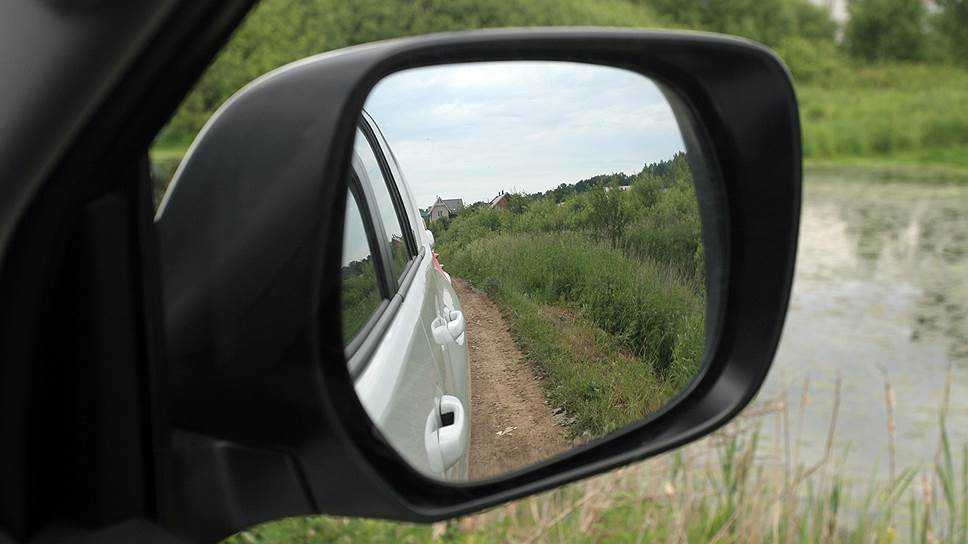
top-left (363, 61), bottom-right (686, 207)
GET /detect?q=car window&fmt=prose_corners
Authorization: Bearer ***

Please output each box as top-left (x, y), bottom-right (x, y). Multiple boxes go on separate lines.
top-left (340, 187), bottom-right (385, 346)
top-left (364, 113), bottom-right (423, 246)
top-left (354, 128), bottom-right (413, 282)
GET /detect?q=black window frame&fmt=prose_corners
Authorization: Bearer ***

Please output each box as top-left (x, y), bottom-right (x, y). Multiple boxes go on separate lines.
top-left (357, 119), bottom-right (419, 262)
top-left (362, 110), bottom-right (426, 257)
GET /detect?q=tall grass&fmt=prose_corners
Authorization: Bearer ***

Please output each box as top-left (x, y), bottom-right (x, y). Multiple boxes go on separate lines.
top-left (445, 232), bottom-right (702, 375)
top-left (223, 374), bottom-right (966, 543)
top-left (799, 64), bottom-right (968, 170)
top-left (438, 231), bottom-right (704, 436)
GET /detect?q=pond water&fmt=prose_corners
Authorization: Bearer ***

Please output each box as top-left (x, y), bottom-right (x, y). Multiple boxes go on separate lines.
top-left (758, 172), bottom-right (968, 479)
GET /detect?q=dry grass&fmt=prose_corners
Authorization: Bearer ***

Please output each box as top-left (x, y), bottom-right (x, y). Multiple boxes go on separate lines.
top-left (225, 372), bottom-right (965, 543)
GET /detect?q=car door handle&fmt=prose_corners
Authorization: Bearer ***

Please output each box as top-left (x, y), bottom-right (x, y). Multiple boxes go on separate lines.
top-left (437, 395), bottom-right (467, 469)
top-left (424, 395), bottom-right (467, 473)
top-left (431, 311), bottom-right (465, 345)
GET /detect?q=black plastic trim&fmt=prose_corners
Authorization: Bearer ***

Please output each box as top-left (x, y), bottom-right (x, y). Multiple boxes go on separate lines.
top-left (359, 116), bottom-right (420, 258)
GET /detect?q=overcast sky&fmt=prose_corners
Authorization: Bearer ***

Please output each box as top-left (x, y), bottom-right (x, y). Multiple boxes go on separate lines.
top-left (362, 61), bottom-right (686, 208)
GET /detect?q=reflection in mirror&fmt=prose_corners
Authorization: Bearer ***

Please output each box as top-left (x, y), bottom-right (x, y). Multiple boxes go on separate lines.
top-left (344, 61), bottom-right (708, 481)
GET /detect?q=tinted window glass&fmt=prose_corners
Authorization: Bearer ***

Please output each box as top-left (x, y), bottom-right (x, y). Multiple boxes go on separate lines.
top-left (355, 129), bottom-right (412, 281)
top-left (340, 189), bottom-right (384, 346)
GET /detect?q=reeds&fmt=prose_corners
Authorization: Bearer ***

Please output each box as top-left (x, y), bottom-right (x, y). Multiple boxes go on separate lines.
top-left (222, 361), bottom-right (964, 544)
top-left (436, 371), bottom-right (965, 543)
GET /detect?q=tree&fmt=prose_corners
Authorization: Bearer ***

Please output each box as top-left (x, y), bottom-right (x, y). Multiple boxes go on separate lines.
top-left (933, 0), bottom-right (968, 64)
top-left (631, 172), bottom-right (662, 209)
top-left (157, 0), bottom-right (661, 147)
top-left (586, 187), bottom-right (632, 248)
top-left (647, 0), bottom-right (835, 47)
top-left (844, 0), bottom-right (927, 62)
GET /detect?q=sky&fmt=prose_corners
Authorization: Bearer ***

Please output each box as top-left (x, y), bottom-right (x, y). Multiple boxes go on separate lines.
top-left (362, 61), bottom-right (686, 208)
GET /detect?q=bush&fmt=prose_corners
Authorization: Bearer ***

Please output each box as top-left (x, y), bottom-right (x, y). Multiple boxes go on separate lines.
top-left (774, 37), bottom-right (850, 86)
top-left (844, 0), bottom-right (928, 62)
top-left (798, 64), bottom-right (968, 161)
top-left (433, 152), bottom-right (706, 367)
top-left (932, 0), bottom-right (968, 65)
top-left (648, 0), bottom-right (836, 48)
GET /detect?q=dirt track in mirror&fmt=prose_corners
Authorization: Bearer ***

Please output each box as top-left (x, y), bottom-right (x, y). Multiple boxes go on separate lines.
top-left (452, 278), bottom-right (570, 480)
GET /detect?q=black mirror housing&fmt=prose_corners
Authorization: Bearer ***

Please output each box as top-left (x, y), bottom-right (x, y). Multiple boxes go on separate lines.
top-left (156, 28), bottom-right (800, 541)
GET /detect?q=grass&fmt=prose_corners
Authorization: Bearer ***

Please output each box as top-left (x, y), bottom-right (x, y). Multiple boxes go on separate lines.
top-left (494, 290), bottom-right (683, 438)
top-left (437, 231), bottom-right (704, 438)
top-left (223, 373), bottom-right (966, 543)
top-left (798, 64), bottom-right (968, 171)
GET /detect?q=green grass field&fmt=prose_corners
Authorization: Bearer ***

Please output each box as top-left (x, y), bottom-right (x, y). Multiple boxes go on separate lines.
top-left (799, 64), bottom-right (968, 172)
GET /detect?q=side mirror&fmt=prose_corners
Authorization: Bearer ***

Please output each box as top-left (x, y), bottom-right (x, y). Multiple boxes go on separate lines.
top-left (156, 29), bottom-right (800, 541)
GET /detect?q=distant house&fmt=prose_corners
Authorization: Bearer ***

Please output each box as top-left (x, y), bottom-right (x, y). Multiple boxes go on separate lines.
top-left (428, 196), bottom-right (464, 222)
top-left (489, 191), bottom-right (511, 211)
top-left (603, 185), bottom-right (632, 193)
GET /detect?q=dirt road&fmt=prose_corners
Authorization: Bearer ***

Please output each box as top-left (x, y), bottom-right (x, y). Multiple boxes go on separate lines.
top-left (452, 278), bottom-right (570, 480)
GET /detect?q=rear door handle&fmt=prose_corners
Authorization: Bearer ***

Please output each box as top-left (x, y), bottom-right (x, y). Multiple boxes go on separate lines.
top-left (437, 395), bottom-right (467, 469)
top-left (424, 395), bottom-right (467, 474)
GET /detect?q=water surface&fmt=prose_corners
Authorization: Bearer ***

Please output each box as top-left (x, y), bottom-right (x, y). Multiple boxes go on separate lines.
top-left (758, 172), bottom-right (967, 479)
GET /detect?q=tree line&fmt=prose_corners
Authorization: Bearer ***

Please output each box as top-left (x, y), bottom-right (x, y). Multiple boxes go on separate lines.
top-left (155, 0), bottom-right (968, 150)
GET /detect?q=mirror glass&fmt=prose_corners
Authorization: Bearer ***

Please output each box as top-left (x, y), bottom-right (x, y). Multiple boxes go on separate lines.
top-left (344, 61), bottom-right (708, 481)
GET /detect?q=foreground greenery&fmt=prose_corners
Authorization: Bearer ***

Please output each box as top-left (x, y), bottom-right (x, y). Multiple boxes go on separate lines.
top-left (224, 378), bottom-right (966, 543)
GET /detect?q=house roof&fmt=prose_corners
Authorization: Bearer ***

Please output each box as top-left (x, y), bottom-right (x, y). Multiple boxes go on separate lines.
top-left (489, 192), bottom-right (510, 207)
top-left (433, 197), bottom-right (464, 213)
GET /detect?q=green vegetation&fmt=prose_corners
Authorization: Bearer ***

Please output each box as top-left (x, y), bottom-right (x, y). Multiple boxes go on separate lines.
top-left (449, 232), bottom-right (702, 436)
top-left (798, 65), bottom-right (968, 167)
top-left (151, 0), bottom-right (968, 190)
top-left (844, 0), bottom-right (928, 62)
top-left (339, 255), bottom-right (381, 345)
top-left (432, 154), bottom-right (704, 436)
top-left (224, 378), bottom-right (967, 543)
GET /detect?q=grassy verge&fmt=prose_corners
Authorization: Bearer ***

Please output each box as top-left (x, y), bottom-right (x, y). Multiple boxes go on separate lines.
top-left (438, 231), bottom-right (704, 437)
top-left (805, 157), bottom-right (968, 184)
top-left (223, 374), bottom-right (966, 543)
top-left (493, 291), bottom-right (683, 438)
